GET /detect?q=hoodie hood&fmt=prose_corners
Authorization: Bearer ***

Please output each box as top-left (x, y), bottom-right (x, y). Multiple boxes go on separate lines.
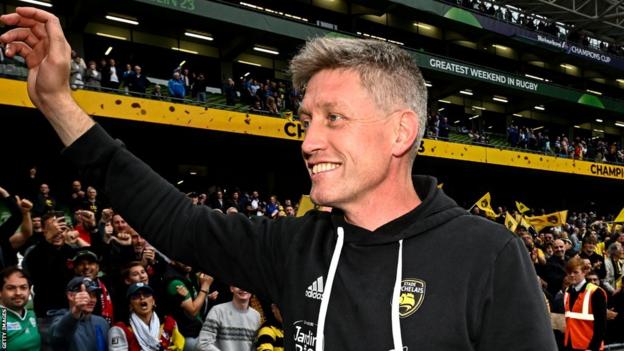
top-left (330, 175), bottom-right (467, 245)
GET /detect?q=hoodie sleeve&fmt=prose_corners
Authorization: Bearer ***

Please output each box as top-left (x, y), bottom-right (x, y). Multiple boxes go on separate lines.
top-left (477, 236), bottom-right (557, 351)
top-left (62, 124), bottom-right (295, 301)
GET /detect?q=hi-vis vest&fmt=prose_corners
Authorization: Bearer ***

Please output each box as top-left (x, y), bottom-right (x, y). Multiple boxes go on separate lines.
top-left (564, 282), bottom-right (606, 351)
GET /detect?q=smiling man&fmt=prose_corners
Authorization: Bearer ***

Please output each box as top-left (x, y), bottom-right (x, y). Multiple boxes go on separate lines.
top-left (0, 267), bottom-right (41, 351)
top-left (0, 7), bottom-right (556, 350)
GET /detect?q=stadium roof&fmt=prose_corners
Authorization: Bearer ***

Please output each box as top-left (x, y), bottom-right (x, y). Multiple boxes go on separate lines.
top-left (498, 0), bottom-right (624, 45)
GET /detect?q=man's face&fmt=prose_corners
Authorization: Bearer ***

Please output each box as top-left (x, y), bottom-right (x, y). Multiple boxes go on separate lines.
top-left (72, 181), bottom-right (81, 192)
top-left (285, 206), bottom-right (295, 217)
top-left (544, 233), bottom-right (554, 244)
top-left (553, 240), bottom-right (566, 258)
top-left (131, 233), bottom-right (146, 252)
top-left (126, 265), bottom-right (149, 284)
top-left (230, 286), bottom-right (251, 302)
top-left (587, 274), bottom-right (600, 286)
top-left (568, 267), bottom-right (585, 285)
top-left (75, 259), bottom-right (99, 280)
top-left (32, 217), bottom-right (42, 231)
top-left (43, 216), bottom-right (65, 246)
top-left (112, 214), bottom-right (128, 234)
top-left (582, 243), bottom-right (595, 256)
top-left (40, 183), bottom-right (49, 195)
top-left (87, 187), bottom-right (97, 199)
top-left (0, 273), bottom-right (30, 311)
top-left (300, 69), bottom-right (400, 208)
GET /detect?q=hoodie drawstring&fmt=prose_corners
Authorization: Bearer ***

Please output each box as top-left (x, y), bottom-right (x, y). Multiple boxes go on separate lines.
top-left (315, 229), bottom-right (404, 351)
top-left (316, 226), bottom-right (345, 351)
top-left (391, 239), bottom-right (404, 351)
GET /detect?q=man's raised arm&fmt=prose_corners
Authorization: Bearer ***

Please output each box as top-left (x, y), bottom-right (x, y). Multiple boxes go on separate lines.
top-left (0, 7), bottom-right (94, 146)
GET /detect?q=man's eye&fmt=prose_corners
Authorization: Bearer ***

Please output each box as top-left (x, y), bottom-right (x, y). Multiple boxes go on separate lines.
top-left (301, 119), bottom-right (310, 129)
top-left (328, 114), bottom-right (342, 122)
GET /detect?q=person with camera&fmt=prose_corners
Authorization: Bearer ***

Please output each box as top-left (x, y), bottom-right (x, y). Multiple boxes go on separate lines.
top-left (22, 211), bottom-right (75, 349)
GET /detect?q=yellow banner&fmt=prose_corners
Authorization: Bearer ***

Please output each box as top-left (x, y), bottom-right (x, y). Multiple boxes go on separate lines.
top-left (614, 208), bottom-right (624, 223)
top-left (296, 195), bottom-right (316, 217)
top-left (525, 210), bottom-right (568, 232)
top-left (505, 212), bottom-right (518, 232)
top-left (475, 192), bottom-right (498, 219)
top-left (515, 201), bottom-right (531, 214)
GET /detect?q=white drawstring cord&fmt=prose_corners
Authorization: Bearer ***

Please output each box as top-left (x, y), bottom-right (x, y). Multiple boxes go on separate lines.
top-left (315, 227), bottom-right (345, 351)
top-left (391, 239), bottom-right (404, 351)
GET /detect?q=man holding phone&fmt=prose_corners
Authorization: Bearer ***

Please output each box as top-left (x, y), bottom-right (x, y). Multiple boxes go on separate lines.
top-left (22, 211), bottom-right (75, 349)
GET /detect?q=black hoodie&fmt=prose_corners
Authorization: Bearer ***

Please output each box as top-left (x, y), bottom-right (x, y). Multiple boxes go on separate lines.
top-left (64, 124), bottom-right (556, 350)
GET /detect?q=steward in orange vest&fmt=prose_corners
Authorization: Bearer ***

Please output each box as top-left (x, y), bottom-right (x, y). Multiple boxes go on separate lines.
top-left (564, 257), bottom-right (607, 351)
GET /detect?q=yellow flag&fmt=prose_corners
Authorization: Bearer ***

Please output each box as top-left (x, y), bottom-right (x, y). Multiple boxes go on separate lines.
top-left (475, 192), bottom-right (498, 219)
top-left (504, 212), bottom-right (518, 232)
top-left (515, 201), bottom-right (531, 214)
top-left (518, 216), bottom-right (532, 230)
top-left (614, 208), bottom-right (624, 223)
top-left (296, 195), bottom-right (316, 217)
top-left (437, 183), bottom-right (444, 189)
top-left (525, 210), bottom-right (568, 232)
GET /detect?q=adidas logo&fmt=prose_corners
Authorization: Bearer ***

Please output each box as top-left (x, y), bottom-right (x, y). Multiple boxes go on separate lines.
top-left (305, 276), bottom-right (324, 300)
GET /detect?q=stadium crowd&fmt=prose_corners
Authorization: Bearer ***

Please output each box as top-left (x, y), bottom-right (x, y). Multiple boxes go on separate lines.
top-left (426, 112), bottom-right (624, 164)
top-left (0, 164), bottom-right (623, 350)
top-left (450, 0), bottom-right (624, 56)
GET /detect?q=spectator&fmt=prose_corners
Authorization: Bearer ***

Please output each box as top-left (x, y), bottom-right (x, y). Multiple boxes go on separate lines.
top-left (108, 283), bottom-right (185, 350)
top-left (84, 60), bottom-right (101, 89)
top-left (224, 78), bottom-right (237, 106)
top-left (129, 65), bottom-right (149, 95)
top-left (603, 242), bottom-right (623, 295)
top-left (69, 180), bottom-right (85, 212)
top-left (102, 58), bottom-right (121, 91)
top-left (163, 262), bottom-right (215, 350)
top-left (32, 183), bottom-right (56, 217)
top-left (168, 71), bottom-right (186, 99)
top-left (121, 64), bottom-right (133, 94)
top-left (563, 257), bottom-right (607, 351)
top-left (193, 73), bottom-right (207, 102)
top-left (69, 50), bottom-right (85, 89)
top-left (197, 286), bottom-right (261, 351)
top-left (0, 266), bottom-right (41, 351)
top-left (152, 84), bottom-right (163, 100)
top-left (255, 302), bottom-right (283, 351)
top-left (48, 277), bottom-right (110, 351)
top-left (71, 249), bottom-right (115, 324)
top-left (22, 211), bottom-right (74, 348)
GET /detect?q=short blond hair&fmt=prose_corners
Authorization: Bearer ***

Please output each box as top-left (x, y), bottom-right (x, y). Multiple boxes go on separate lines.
top-left (290, 37), bottom-right (428, 157)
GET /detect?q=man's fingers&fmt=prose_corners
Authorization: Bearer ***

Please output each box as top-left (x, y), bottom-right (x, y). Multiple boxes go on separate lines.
top-left (14, 7), bottom-right (69, 61)
top-left (80, 284), bottom-right (87, 292)
top-left (5, 41), bottom-right (33, 59)
top-left (0, 13), bottom-right (40, 28)
top-left (0, 28), bottom-right (40, 47)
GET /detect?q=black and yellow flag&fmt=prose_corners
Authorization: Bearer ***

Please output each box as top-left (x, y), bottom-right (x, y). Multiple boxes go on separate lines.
top-left (526, 210), bottom-right (568, 232)
top-left (475, 192), bottom-right (498, 219)
top-left (296, 195), bottom-right (316, 217)
top-left (515, 201), bottom-right (531, 214)
top-left (504, 212), bottom-right (518, 232)
top-left (614, 208), bottom-right (624, 223)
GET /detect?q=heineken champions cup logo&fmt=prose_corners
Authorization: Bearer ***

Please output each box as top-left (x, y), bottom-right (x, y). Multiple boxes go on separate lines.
top-left (399, 279), bottom-right (426, 318)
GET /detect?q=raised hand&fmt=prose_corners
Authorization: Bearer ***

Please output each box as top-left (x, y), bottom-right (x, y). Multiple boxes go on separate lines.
top-left (0, 7), bottom-right (71, 110)
top-left (16, 196), bottom-right (33, 214)
top-left (70, 284), bottom-right (91, 318)
top-left (0, 7), bottom-right (94, 146)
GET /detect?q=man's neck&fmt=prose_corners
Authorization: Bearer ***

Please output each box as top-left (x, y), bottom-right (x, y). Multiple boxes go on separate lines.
top-left (342, 177), bottom-right (421, 231)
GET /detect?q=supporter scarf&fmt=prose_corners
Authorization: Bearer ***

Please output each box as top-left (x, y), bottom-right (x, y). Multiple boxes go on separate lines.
top-left (129, 312), bottom-right (161, 351)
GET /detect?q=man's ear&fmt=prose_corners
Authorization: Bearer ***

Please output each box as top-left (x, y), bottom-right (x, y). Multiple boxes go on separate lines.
top-left (392, 110), bottom-right (419, 157)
